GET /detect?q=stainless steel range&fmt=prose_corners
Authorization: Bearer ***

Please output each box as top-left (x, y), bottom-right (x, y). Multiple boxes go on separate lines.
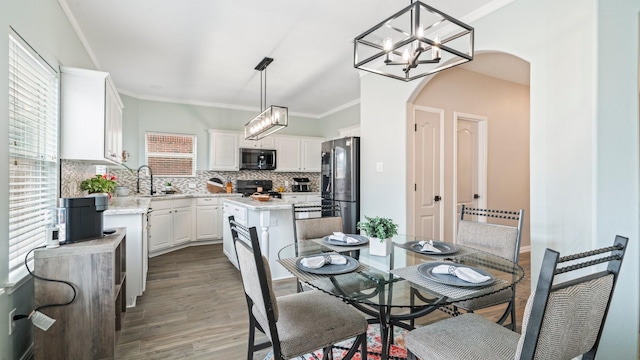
top-left (236, 180), bottom-right (282, 198)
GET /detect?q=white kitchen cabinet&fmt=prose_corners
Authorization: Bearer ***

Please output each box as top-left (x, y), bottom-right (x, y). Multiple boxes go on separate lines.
top-left (60, 67), bottom-right (123, 165)
top-left (301, 138), bottom-right (323, 172)
top-left (222, 202), bottom-right (248, 268)
top-left (196, 197), bottom-right (222, 240)
top-left (149, 199), bottom-right (194, 254)
top-left (104, 212), bottom-right (148, 307)
top-left (239, 135), bottom-right (275, 149)
top-left (283, 193), bottom-right (322, 218)
top-left (274, 135), bottom-right (324, 172)
top-left (274, 136), bottom-right (302, 171)
top-left (208, 130), bottom-right (239, 171)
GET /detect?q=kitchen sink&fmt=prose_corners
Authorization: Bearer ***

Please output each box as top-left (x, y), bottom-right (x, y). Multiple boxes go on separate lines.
top-left (137, 193), bottom-right (169, 198)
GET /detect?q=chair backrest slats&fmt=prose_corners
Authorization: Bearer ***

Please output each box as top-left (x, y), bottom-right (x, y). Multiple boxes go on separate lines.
top-left (292, 204), bottom-right (343, 243)
top-left (515, 235), bottom-right (628, 360)
top-left (458, 205), bottom-right (524, 262)
top-left (229, 216), bottom-right (281, 349)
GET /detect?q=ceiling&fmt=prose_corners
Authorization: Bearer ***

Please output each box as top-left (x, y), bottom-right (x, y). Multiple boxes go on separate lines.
top-left (61, 0), bottom-right (519, 118)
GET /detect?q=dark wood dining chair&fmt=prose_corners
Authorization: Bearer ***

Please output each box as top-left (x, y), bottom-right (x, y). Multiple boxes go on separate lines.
top-left (452, 205), bottom-right (524, 329)
top-left (405, 235), bottom-right (628, 360)
top-left (228, 216), bottom-right (368, 360)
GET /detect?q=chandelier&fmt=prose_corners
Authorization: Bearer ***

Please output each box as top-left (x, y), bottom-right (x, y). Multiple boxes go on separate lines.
top-left (244, 57), bottom-right (288, 140)
top-left (354, 1), bottom-right (474, 81)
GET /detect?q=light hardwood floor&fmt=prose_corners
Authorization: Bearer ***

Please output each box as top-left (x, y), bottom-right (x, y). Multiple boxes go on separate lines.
top-left (115, 244), bottom-right (531, 359)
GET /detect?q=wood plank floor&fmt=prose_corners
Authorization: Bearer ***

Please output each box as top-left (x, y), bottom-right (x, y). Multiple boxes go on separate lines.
top-left (115, 244), bottom-right (531, 359)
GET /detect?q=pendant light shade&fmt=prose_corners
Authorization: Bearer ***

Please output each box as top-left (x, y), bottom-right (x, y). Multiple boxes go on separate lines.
top-left (245, 57), bottom-right (288, 140)
top-left (354, 1), bottom-right (474, 81)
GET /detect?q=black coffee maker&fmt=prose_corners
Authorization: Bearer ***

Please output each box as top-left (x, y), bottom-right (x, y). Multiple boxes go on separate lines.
top-left (62, 196), bottom-right (109, 243)
top-left (292, 177), bottom-right (311, 192)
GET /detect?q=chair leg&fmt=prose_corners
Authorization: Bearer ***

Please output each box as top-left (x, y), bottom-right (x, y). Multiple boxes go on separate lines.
top-left (247, 315), bottom-right (257, 360)
top-left (296, 280), bottom-right (304, 293)
top-left (342, 334), bottom-right (366, 360)
top-left (322, 345), bottom-right (333, 360)
top-left (407, 350), bottom-right (419, 360)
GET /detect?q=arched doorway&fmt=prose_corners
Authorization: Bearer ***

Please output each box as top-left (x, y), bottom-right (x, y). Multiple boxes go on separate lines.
top-left (407, 52), bottom-right (531, 249)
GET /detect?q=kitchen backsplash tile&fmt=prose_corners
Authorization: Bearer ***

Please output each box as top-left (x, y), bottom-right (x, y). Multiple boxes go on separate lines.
top-left (61, 160), bottom-right (320, 197)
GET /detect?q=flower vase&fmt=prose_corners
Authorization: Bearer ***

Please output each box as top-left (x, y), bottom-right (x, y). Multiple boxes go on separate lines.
top-left (369, 237), bottom-right (392, 256)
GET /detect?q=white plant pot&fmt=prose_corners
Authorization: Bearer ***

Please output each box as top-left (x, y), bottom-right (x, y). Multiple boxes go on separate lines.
top-left (369, 237), bottom-right (392, 256)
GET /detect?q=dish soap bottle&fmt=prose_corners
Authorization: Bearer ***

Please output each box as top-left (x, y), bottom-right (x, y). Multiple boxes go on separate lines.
top-left (226, 182), bottom-right (232, 193)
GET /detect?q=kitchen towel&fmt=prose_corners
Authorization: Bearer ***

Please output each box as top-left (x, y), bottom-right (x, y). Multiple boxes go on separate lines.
top-left (432, 264), bottom-right (491, 283)
top-left (300, 254), bottom-right (347, 269)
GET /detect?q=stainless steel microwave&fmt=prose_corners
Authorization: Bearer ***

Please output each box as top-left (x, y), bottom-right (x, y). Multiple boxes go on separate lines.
top-left (239, 148), bottom-right (276, 170)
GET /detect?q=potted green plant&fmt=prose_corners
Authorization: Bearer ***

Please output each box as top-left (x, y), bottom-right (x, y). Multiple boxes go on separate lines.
top-left (357, 216), bottom-right (399, 256)
top-left (80, 174), bottom-right (117, 202)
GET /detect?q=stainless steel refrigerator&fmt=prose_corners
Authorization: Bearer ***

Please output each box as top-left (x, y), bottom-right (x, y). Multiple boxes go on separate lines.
top-left (321, 136), bottom-right (360, 234)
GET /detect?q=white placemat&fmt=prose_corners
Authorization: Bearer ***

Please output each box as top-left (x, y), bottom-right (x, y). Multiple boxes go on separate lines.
top-left (391, 263), bottom-right (509, 300)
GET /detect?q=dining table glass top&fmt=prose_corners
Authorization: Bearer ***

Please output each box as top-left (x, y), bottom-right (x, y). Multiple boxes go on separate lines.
top-left (277, 234), bottom-right (525, 308)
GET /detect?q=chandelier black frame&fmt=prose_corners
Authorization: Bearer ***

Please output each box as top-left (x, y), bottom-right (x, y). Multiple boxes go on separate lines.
top-left (354, 1), bottom-right (474, 81)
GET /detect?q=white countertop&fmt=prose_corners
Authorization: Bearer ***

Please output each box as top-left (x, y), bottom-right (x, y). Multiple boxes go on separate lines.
top-left (222, 196), bottom-right (321, 211)
top-left (104, 192), bottom-right (320, 215)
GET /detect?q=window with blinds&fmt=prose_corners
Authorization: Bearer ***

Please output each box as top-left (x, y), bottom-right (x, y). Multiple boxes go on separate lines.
top-left (8, 31), bottom-right (59, 274)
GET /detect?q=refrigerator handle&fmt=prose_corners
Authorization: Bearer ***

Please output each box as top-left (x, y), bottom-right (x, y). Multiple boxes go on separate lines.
top-left (330, 148), bottom-right (335, 198)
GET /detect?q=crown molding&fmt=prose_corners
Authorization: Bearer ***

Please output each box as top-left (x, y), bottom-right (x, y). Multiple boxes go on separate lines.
top-left (57, 0), bottom-right (102, 70)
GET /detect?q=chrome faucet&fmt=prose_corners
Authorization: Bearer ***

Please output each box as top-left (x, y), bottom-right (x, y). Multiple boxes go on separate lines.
top-left (136, 165), bottom-right (154, 195)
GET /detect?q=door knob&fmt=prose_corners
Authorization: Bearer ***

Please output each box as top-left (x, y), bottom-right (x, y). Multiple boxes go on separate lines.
top-left (474, 194), bottom-right (480, 199)
top-left (434, 196), bottom-right (442, 202)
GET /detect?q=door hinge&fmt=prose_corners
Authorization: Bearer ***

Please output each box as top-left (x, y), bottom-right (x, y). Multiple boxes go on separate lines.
top-left (414, 183), bottom-right (417, 191)
top-left (414, 124), bottom-right (417, 132)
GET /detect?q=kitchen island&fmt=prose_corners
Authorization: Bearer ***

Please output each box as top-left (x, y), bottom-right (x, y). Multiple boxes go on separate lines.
top-left (223, 197), bottom-right (311, 280)
top-left (104, 197), bottom-right (151, 307)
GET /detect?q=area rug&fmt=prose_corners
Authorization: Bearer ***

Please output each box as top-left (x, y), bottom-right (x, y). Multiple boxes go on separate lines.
top-left (263, 324), bottom-right (408, 360)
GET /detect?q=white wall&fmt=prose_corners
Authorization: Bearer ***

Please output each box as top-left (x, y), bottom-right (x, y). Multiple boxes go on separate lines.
top-left (120, 97), bottom-right (325, 169)
top-left (359, 0), bottom-right (639, 357)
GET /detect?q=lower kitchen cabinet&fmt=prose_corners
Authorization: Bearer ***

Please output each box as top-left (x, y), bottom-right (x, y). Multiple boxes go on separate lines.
top-left (104, 212), bottom-right (149, 307)
top-left (149, 198), bottom-right (194, 255)
top-left (196, 197), bottom-right (222, 240)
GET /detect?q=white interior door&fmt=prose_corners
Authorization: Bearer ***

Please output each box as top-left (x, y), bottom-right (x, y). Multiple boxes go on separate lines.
top-left (414, 107), bottom-right (443, 240)
top-left (455, 114), bottom-right (487, 222)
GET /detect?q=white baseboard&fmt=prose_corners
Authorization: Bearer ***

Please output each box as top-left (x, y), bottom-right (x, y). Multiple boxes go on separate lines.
top-left (520, 245), bottom-right (531, 253)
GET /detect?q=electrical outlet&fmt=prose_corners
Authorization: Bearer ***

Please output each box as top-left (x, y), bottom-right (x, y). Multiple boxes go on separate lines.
top-left (188, 183), bottom-right (196, 189)
top-left (9, 308), bottom-right (16, 335)
top-left (376, 162), bottom-right (384, 172)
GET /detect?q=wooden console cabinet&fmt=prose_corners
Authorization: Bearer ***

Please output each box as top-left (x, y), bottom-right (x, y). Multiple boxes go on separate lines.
top-left (34, 228), bottom-right (127, 360)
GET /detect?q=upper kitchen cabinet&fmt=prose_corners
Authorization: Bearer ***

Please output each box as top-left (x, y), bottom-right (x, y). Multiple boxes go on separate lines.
top-left (60, 67), bottom-right (123, 165)
top-left (274, 135), bottom-right (324, 172)
top-left (239, 135), bottom-right (275, 149)
top-left (208, 129), bottom-right (239, 171)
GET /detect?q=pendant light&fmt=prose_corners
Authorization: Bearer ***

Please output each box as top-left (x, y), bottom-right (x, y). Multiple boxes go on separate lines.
top-left (244, 57), bottom-right (288, 140)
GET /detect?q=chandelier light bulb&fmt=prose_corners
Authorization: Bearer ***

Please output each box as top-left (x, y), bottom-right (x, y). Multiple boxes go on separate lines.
top-left (432, 36), bottom-right (441, 60)
top-left (383, 37), bottom-right (393, 52)
top-left (402, 48), bottom-right (410, 63)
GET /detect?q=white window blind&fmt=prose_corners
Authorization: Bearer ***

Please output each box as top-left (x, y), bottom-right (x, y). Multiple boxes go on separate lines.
top-left (8, 31), bottom-right (59, 274)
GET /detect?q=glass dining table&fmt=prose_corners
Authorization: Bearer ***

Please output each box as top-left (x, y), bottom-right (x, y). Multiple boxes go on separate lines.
top-left (278, 235), bottom-right (525, 360)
